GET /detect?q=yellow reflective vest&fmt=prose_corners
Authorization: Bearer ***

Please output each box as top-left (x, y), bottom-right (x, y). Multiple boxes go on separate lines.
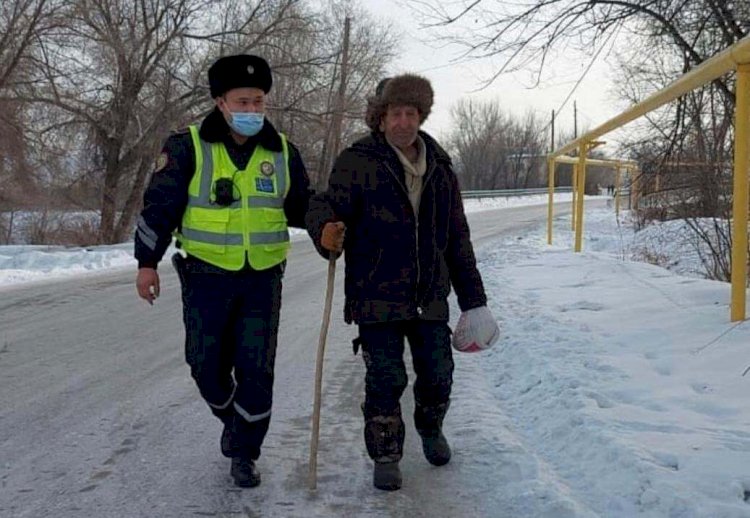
top-left (177, 125), bottom-right (291, 271)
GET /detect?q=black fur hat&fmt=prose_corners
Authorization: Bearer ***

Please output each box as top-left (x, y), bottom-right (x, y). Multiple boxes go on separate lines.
top-left (365, 74), bottom-right (434, 131)
top-left (208, 54), bottom-right (272, 98)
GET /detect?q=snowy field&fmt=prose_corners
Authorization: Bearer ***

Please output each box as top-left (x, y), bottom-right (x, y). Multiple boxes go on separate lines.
top-left (0, 194), bottom-right (571, 287)
top-left (2, 194), bottom-right (750, 516)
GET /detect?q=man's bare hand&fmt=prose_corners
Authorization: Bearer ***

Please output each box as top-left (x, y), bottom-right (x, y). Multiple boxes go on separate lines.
top-left (136, 267), bottom-right (160, 305)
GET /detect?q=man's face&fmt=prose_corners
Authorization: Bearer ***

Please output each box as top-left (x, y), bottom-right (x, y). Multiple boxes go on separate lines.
top-left (380, 104), bottom-right (420, 150)
top-left (217, 87), bottom-right (266, 116)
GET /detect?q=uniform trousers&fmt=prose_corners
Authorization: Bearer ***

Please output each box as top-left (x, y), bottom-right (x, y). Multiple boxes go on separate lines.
top-left (174, 253), bottom-right (283, 460)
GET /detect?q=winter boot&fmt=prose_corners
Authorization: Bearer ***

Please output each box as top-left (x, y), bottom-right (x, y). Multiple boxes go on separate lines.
top-left (230, 456), bottom-right (261, 488)
top-left (218, 412), bottom-right (241, 458)
top-left (421, 432), bottom-right (451, 466)
top-left (363, 406), bottom-right (405, 490)
top-left (373, 461), bottom-right (402, 491)
top-left (415, 402), bottom-right (451, 466)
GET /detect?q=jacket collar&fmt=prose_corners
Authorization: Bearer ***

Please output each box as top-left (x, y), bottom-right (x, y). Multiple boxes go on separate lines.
top-left (198, 108), bottom-right (283, 152)
top-left (364, 130), bottom-right (451, 164)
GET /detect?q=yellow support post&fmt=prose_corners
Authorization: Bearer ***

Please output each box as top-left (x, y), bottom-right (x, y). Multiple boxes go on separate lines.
top-left (574, 143), bottom-right (588, 252)
top-left (571, 164), bottom-right (578, 231)
top-left (731, 64), bottom-right (750, 322)
top-left (547, 157), bottom-right (555, 245)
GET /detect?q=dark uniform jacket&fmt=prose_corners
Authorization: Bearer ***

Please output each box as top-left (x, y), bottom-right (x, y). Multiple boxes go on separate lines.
top-left (135, 109), bottom-right (312, 269)
top-left (306, 130), bottom-right (487, 324)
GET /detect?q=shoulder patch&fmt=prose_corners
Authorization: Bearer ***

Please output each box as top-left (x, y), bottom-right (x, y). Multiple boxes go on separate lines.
top-left (153, 152), bottom-right (169, 173)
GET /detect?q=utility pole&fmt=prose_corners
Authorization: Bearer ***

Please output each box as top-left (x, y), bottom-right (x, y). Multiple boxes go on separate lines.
top-left (573, 100), bottom-right (578, 139)
top-left (316, 16), bottom-right (351, 190)
top-left (329, 16), bottom-right (351, 165)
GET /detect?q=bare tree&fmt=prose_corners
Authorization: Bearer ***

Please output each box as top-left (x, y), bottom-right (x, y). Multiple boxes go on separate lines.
top-left (407, 0), bottom-right (748, 282)
top-left (448, 99), bottom-right (546, 189)
top-left (0, 0), bottom-right (56, 90)
top-left (0, 0), bottom-right (59, 210)
top-left (16, 0), bottom-right (318, 243)
top-left (265, 0), bottom-right (398, 189)
top-left (3, 0), bottom-right (398, 244)
top-left (612, 24), bottom-right (740, 281)
top-left (0, 0), bottom-right (65, 244)
top-left (405, 0), bottom-right (748, 98)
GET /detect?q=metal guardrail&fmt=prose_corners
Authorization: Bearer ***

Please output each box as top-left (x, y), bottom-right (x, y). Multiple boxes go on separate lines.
top-left (462, 187), bottom-right (573, 199)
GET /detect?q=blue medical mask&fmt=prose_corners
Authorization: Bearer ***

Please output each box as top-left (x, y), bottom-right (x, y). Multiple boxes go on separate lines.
top-left (228, 112), bottom-right (264, 137)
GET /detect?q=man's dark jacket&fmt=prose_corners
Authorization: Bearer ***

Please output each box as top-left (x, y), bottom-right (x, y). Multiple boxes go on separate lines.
top-left (306, 130), bottom-right (487, 324)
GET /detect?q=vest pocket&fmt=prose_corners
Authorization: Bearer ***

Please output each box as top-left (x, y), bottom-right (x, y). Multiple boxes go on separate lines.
top-left (184, 209), bottom-right (231, 254)
top-left (189, 207), bottom-right (230, 225)
top-left (256, 208), bottom-right (289, 255)
top-left (261, 207), bottom-right (286, 224)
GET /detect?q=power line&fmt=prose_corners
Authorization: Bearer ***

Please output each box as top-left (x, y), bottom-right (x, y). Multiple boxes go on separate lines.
top-left (540, 25), bottom-right (621, 143)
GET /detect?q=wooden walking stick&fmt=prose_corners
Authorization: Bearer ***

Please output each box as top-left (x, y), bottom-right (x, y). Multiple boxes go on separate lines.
top-left (309, 253), bottom-right (337, 490)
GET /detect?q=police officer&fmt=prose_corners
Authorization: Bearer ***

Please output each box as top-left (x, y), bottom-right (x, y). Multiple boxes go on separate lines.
top-left (135, 54), bottom-right (312, 488)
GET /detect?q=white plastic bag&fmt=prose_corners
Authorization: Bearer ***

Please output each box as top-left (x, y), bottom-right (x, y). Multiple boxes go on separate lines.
top-left (452, 306), bottom-right (500, 353)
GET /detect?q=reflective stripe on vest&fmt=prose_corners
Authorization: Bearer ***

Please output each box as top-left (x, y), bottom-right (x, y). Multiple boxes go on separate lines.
top-left (178, 125), bottom-right (291, 271)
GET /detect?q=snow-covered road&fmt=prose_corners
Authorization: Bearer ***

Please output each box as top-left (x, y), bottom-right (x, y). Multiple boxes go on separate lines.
top-left (1, 202), bottom-right (592, 518)
top-left (5, 198), bottom-right (750, 518)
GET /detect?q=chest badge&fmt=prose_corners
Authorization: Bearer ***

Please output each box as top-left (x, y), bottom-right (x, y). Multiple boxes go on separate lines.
top-left (256, 177), bottom-right (275, 193)
top-left (260, 161), bottom-right (274, 176)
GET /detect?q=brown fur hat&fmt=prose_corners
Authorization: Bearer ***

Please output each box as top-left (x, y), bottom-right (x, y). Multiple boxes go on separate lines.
top-left (365, 74), bottom-right (434, 131)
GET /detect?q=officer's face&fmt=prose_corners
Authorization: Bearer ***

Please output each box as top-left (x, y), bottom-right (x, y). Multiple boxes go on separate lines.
top-left (380, 104), bottom-right (420, 151)
top-left (217, 87), bottom-right (266, 114)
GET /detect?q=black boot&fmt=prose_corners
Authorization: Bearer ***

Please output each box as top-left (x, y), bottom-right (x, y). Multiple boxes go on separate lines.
top-left (415, 402), bottom-right (451, 466)
top-left (230, 457), bottom-right (261, 488)
top-left (421, 432), bottom-right (451, 466)
top-left (373, 461), bottom-right (402, 491)
top-left (363, 406), bottom-right (405, 491)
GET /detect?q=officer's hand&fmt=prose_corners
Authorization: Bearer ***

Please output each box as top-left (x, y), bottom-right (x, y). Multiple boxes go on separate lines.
top-left (136, 267), bottom-right (160, 305)
top-left (321, 221), bottom-right (346, 252)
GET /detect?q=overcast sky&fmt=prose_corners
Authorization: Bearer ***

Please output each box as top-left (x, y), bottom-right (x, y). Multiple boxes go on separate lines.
top-left (358, 0), bottom-right (631, 149)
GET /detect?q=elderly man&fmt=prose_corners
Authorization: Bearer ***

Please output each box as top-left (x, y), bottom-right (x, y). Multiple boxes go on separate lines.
top-left (306, 74), bottom-right (499, 490)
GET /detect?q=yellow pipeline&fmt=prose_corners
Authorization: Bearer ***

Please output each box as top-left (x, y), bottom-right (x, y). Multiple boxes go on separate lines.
top-left (550, 36), bottom-right (750, 160)
top-left (571, 164), bottom-right (578, 231)
top-left (553, 156), bottom-right (637, 167)
top-left (731, 64), bottom-right (749, 322)
top-left (574, 144), bottom-right (588, 252)
top-left (547, 157), bottom-right (555, 245)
